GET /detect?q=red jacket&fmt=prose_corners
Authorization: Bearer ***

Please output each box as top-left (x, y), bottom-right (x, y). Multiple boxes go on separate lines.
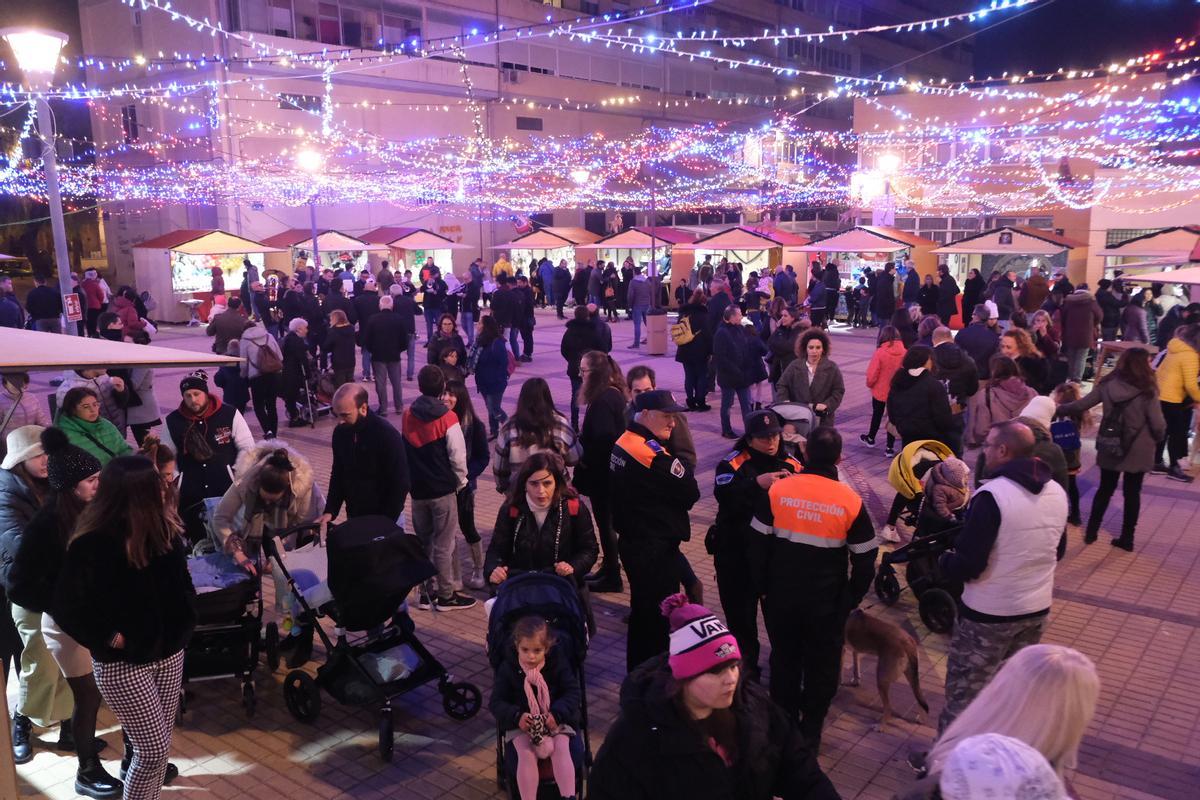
top-left (866, 340), bottom-right (906, 402)
top-left (81, 278), bottom-right (105, 310)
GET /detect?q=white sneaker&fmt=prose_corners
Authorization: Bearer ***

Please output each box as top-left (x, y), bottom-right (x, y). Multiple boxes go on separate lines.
top-left (879, 525), bottom-right (901, 543)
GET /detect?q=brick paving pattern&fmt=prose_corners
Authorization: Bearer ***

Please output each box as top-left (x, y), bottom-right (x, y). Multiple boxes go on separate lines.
top-left (10, 310), bottom-right (1199, 799)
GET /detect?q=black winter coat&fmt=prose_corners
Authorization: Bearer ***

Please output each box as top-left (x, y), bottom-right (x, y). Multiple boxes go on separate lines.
top-left (4, 500), bottom-right (61, 612)
top-left (887, 369), bottom-right (956, 448)
top-left (489, 646), bottom-right (581, 732)
top-left (961, 275), bottom-right (985, 319)
top-left (552, 266), bottom-right (572, 300)
top-left (281, 331), bottom-right (309, 397)
top-left (427, 332), bottom-right (467, 366)
top-left (766, 323), bottom-right (800, 383)
top-left (324, 293), bottom-right (357, 325)
top-left (937, 276), bottom-right (960, 320)
top-left (706, 292), bottom-right (731, 338)
top-left (484, 497), bottom-right (598, 589)
top-left (392, 295), bottom-right (419, 338)
top-left (712, 322), bottom-right (757, 389)
top-left (932, 342), bottom-right (979, 407)
top-left (54, 529), bottom-right (196, 664)
top-left (954, 322), bottom-right (1000, 379)
top-left (590, 656), bottom-right (839, 800)
top-left (575, 386), bottom-right (626, 498)
top-left (0, 469), bottom-right (40, 594)
top-left (917, 285), bottom-right (939, 316)
top-left (490, 287), bottom-right (520, 327)
top-left (560, 318), bottom-right (605, 380)
top-left (873, 271), bottom-right (896, 318)
top-left (674, 303), bottom-right (711, 367)
top-left (352, 292), bottom-right (380, 334)
top-left (324, 325), bottom-right (358, 371)
top-left (323, 411), bottom-right (411, 520)
top-left (363, 310), bottom-right (408, 362)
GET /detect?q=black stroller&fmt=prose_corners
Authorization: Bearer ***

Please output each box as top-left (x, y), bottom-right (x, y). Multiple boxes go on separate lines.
top-left (487, 572), bottom-right (591, 799)
top-left (269, 516), bottom-right (482, 760)
top-left (873, 517), bottom-right (964, 635)
top-left (294, 358), bottom-right (334, 427)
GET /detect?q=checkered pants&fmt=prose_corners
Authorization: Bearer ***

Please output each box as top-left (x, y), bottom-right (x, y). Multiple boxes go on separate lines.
top-left (93, 650), bottom-right (185, 800)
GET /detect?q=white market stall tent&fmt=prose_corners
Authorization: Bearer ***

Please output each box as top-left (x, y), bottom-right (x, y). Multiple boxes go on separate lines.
top-left (0, 327), bottom-right (241, 372)
top-left (132, 229), bottom-right (285, 324)
top-left (933, 226), bottom-right (1088, 282)
top-left (797, 225), bottom-right (939, 282)
top-left (1096, 226), bottom-right (1200, 275)
top-left (672, 226), bottom-right (811, 294)
top-left (490, 227), bottom-right (602, 271)
top-left (574, 226), bottom-right (699, 298)
top-left (260, 229), bottom-right (389, 275)
top-left (361, 226), bottom-right (473, 277)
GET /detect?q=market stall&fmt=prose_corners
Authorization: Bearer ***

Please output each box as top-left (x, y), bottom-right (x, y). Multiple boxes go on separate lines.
top-left (1096, 226), bottom-right (1200, 276)
top-left (796, 225), bottom-right (938, 282)
top-left (361, 226), bottom-right (474, 277)
top-left (671, 227), bottom-right (811, 297)
top-left (132, 229), bottom-right (284, 324)
top-left (260, 229), bottom-right (389, 275)
top-left (574, 226), bottom-right (698, 302)
top-left (933, 226), bottom-right (1087, 285)
top-left (489, 227), bottom-right (602, 272)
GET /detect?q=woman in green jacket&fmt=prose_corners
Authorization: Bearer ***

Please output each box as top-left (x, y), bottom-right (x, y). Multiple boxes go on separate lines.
top-left (55, 387), bottom-right (132, 466)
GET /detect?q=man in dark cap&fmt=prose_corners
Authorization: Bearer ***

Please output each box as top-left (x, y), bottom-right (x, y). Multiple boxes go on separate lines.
top-left (609, 389), bottom-right (701, 671)
top-left (164, 370), bottom-right (256, 544)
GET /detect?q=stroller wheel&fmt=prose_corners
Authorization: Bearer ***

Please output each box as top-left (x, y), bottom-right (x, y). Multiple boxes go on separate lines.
top-left (919, 589), bottom-right (958, 634)
top-left (283, 670), bottom-right (322, 723)
top-left (243, 684), bottom-right (257, 718)
top-left (441, 682), bottom-right (482, 721)
top-left (264, 622), bottom-right (280, 673)
top-left (378, 708), bottom-right (394, 762)
top-left (874, 568), bottom-right (902, 605)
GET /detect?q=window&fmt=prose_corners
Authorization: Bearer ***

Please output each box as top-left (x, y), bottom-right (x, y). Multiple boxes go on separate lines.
top-left (269, 0), bottom-right (294, 37)
top-left (1106, 228), bottom-right (1162, 247)
top-left (1027, 217), bottom-right (1054, 230)
top-left (279, 93), bottom-right (322, 111)
top-left (382, 14), bottom-right (419, 48)
top-left (516, 116), bottom-right (543, 131)
top-left (121, 105), bottom-right (139, 143)
top-left (318, 1), bottom-right (340, 44)
top-left (581, 0), bottom-right (598, 13)
top-left (584, 212), bottom-right (607, 236)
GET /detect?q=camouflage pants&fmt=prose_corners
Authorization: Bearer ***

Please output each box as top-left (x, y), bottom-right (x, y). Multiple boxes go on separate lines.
top-left (937, 614), bottom-right (1046, 734)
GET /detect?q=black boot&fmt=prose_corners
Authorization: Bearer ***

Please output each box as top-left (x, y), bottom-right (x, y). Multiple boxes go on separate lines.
top-left (56, 721), bottom-right (108, 754)
top-left (1112, 533), bottom-right (1134, 552)
top-left (75, 757), bottom-right (122, 799)
top-left (12, 712), bottom-right (32, 764)
top-left (1083, 522), bottom-right (1099, 544)
top-left (286, 624), bottom-right (315, 668)
top-left (120, 749), bottom-right (180, 785)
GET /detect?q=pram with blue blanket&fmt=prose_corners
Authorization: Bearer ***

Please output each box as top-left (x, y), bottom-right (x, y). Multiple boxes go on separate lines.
top-left (487, 571), bottom-right (591, 799)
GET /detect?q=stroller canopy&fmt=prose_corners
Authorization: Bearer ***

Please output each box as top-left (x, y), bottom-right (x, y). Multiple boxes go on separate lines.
top-left (887, 440), bottom-right (954, 500)
top-left (769, 402), bottom-right (815, 438)
top-left (486, 572), bottom-right (589, 670)
top-left (326, 516), bottom-right (436, 631)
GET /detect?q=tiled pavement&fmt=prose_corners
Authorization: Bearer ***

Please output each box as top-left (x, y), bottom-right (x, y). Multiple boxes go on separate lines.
top-left (10, 309), bottom-right (1200, 799)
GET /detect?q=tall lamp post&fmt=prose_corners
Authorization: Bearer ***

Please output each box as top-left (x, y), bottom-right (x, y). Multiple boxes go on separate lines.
top-left (295, 148), bottom-right (324, 271)
top-left (2, 27), bottom-right (76, 335)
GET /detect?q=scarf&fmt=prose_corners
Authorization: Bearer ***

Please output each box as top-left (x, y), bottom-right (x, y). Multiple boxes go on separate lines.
top-left (177, 395), bottom-right (223, 461)
top-left (522, 663), bottom-right (553, 749)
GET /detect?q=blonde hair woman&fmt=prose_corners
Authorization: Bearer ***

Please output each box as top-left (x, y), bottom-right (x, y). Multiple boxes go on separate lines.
top-left (929, 644), bottom-right (1099, 780)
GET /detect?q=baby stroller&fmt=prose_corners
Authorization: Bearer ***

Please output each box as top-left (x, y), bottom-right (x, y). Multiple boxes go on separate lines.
top-left (270, 516), bottom-right (482, 760)
top-left (874, 440), bottom-right (964, 634)
top-left (769, 401), bottom-right (816, 438)
top-left (487, 572), bottom-right (591, 799)
top-left (183, 550), bottom-right (276, 717)
top-left (294, 358), bottom-right (334, 427)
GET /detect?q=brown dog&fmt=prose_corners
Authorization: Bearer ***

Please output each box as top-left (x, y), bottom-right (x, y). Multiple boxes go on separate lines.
top-left (843, 609), bottom-right (929, 731)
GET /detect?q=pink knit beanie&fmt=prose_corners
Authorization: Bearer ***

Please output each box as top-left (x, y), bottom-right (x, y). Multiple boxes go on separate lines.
top-left (660, 593), bottom-right (742, 679)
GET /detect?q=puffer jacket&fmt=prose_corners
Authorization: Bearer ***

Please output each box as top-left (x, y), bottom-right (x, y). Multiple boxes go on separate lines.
top-left (211, 442), bottom-right (325, 556)
top-left (866, 340), bottom-right (906, 403)
top-left (0, 468), bottom-right (42, 592)
top-left (766, 322), bottom-right (801, 383)
top-left (967, 377), bottom-right (1038, 447)
top-left (1155, 337), bottom-right (1200, 404)
top-left (1058, 376), bottom-right (1166, 473)
top-left (589, 655), bottom-right (839, 800)
top-left (887, 368), bottom-right (955, 447)
top-left (1057, 289), bottom-right (1103, 350)
top-left (933, 342), bottom-right (979, 408)
top-left (484, 496), bottom-right (598, 588)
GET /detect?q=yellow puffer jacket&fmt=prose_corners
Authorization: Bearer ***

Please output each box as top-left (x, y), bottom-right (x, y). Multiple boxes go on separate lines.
top-left (1156, 337), bottom-right (1200, 404)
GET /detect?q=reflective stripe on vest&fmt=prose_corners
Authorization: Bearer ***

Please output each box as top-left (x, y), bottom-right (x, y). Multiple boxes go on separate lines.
top-left (760, 473), bottom-right (863, 548)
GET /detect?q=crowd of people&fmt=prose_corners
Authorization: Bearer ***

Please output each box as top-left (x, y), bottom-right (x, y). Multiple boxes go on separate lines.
top-left (0, 250), bottom-right (1196, 800)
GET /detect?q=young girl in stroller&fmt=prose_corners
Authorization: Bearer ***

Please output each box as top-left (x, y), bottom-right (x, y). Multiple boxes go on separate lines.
top-left (491, 615), bottom-right (581, 800)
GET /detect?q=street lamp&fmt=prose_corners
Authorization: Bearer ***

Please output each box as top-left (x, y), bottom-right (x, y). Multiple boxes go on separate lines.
top-left (1, 27), bottom-right (76, 335)
top-left (295, 148), bottom-right (325, 271)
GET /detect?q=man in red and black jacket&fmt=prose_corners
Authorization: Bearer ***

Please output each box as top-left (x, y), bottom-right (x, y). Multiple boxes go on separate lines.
top-left (400, 366), bottom-right (474, 612)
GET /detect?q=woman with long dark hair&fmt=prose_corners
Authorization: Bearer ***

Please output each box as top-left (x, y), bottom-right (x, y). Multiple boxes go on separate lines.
top-left (7, 428), bottom-right (121, 796)
top-left (936, 263), bottom-right (961, 326)
top-left (493, 377), bottom-right (581, 493)
top-left (467, 314), bottom-right (512, 439)
top-left (54, 455), bottom-right (196, 800)
top-left (576, 352), bottom-right (628, 593)
top-left (961, 268), bottom-right (985, 322)
top-left (56, 386), bottom-right (133, 466)
top-left (444, 380), bottom-right (489, 589)
top-left (1059, 348), bottom-right (1166, 550)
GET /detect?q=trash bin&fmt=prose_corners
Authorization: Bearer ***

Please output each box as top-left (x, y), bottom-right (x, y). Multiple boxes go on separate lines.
top-left (646, 308), bottom-right (669, 355)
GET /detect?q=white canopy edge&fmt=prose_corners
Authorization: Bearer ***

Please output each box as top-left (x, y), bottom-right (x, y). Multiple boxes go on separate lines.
top-left (0, 329), bottom-right (241, 373)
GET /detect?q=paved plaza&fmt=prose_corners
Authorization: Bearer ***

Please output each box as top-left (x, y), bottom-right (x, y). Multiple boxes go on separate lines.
top-left (10, 310), bottom-right (1200, 800)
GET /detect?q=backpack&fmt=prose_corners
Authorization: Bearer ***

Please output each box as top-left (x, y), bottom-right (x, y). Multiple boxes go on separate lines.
top-left (253, 339), bottom-right (283, 374)
top-left (670, 316), bottom-right (696, 346)
top-left (1095, 397), bottom-right (1132, 462)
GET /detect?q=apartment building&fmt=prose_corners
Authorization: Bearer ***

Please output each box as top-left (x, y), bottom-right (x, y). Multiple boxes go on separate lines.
top-left (77, 0), bottom-right (973, 278)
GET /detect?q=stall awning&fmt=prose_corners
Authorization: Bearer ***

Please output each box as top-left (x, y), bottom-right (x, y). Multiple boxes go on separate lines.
top-left (0, 329), bottom-right (240, 372)
top-left (796, 226), bottom-right (936, 253)
top-left (1095, 226), bottom-right (1200, 258)
top-left (574, 226), bottom-right (698, 251)
top-left (133, 230), bottom-right (285, 255)
top-left (672, 226), bottom-right (810, 251)
top-left (260, 229), bottom-right (389, 253)
top-left (0, 252), bottom-right (19, 261)
top-left (490, 227), bottom-right (601, 250)
top-left (933, 226), bottom-right (1085, 256)
top-left (361, 227), bottom-right (474, 250)
top-left (1123, 266), bottom-right (1200, 285)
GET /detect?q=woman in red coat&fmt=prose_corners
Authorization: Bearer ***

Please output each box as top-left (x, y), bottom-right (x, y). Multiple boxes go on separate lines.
top-left (861, 325), bottom-right (906, 456)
